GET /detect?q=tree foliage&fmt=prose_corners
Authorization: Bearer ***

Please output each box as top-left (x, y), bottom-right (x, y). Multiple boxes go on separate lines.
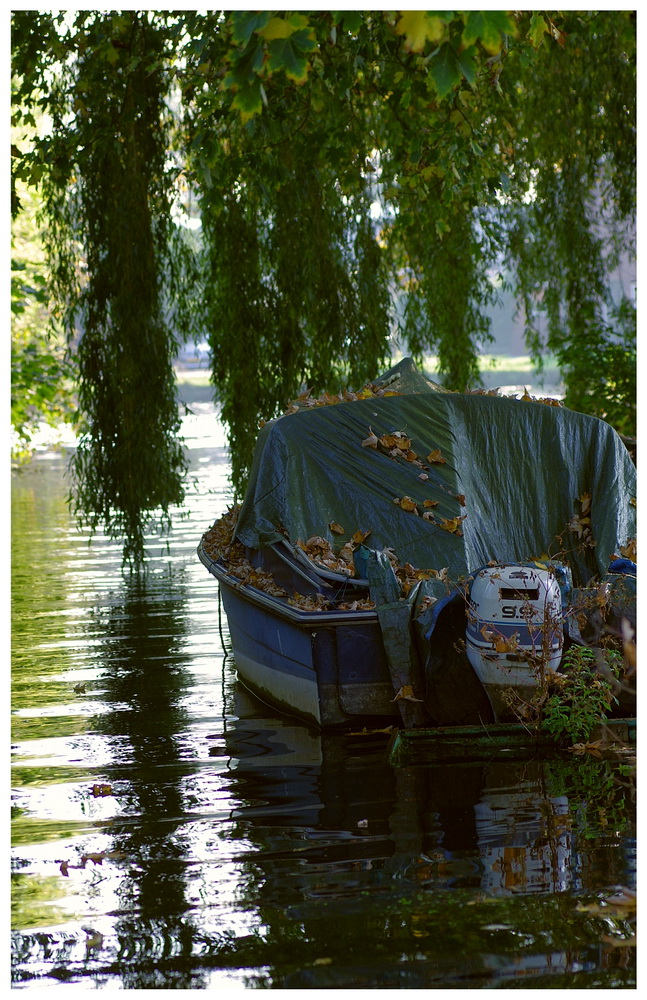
top-left (11, 10), bottom-right (636, 561)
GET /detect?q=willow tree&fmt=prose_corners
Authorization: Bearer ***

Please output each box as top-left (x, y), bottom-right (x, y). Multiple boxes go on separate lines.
top-left (12, 11), bottom-right (187, 565)
top-left (11, 10), bottom-right (636, 562)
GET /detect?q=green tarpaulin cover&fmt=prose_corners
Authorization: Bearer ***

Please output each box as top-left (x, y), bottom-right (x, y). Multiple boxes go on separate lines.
top-left (235, 358), bottom-right (635, 589)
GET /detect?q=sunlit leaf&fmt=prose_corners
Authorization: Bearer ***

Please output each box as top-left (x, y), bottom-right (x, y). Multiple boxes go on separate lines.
top-left (395, 11), bottom-right (446, 53)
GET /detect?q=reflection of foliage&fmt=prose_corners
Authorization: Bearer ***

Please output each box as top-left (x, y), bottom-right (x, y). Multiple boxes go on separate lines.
top-left (545, 755), bottom-right (635, 843)
top-left (11, 182), bottom-right (77, 459)
top-left (161, 887), bottom-right (635, 988)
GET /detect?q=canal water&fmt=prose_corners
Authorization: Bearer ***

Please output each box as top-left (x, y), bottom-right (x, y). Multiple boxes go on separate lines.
top-left (11, 387), bottom-right (636, 989)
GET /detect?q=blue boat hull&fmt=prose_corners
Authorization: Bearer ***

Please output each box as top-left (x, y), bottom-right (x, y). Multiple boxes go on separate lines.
top-left (199, 546), bottom-right (398, 726)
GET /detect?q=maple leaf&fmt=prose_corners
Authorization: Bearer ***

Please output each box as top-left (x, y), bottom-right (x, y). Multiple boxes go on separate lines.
top-left (395, 10), bottom-right (446, 53)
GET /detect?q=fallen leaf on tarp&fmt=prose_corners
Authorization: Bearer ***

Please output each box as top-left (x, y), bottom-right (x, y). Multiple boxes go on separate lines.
top-left (362, 427), bottom-right (378, 448)
top-left (568, 514), bottom-right (591, 538)
top-left (338, 542), bottom-right (355, 565)
top-left (329, 521), bottom-right (345, 534)
top-left (579, 492), bottom-right (592, 515)
top-left (288, 593), bottom-right (332, 611)
top-left (352, 528), bottom-right (372, 545)
top-left (337, 598), bottom-right (376, 611)
top-left (393, 495), bottom-right (418, 513)
top-left (427, 449), bottom-right (446, 464)
top-left (437, 514), bottom-right (467, 534)
top-left (418, 473), bottom-right (429, 481)
top-left (619, 538), bottom-right (637, 560)
top-left (422, 499), bottom-right (439, 508)
top-left (392, 685), bottom-right (424, 703)
top-left (380, 431), bottom-right (411, 451)
top-left (456, 494), bottom-right (466, 506)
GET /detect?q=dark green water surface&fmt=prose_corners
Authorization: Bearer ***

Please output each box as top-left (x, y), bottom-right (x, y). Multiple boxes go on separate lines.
top-left (11, 398), bottom-right (636, 989)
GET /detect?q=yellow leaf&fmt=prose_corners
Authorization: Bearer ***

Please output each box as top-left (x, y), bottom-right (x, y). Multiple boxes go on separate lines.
top-left (352, 528), bottom-right (372, 544)
top-left (579, 492), bottom-right (592, 515)
top-left (329, 521), bottom-right (345, 534)
top-left (423, 499), bottom-right (439, 508)
top-left (392, 684), bottom-right (424, 702)
top-left (399, 496), bottom-right (418, 512)
top-left (620, 538), bottom-right (637, 560)
top-left (259, 15), bottom-right (304, 41)
top-left (395, 11), bottom-right (445, 52)
top-left (427, 448), bottom-right (446, 464)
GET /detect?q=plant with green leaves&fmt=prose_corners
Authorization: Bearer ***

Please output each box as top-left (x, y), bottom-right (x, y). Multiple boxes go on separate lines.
top-left (541, 646), bottom-right (622, 745)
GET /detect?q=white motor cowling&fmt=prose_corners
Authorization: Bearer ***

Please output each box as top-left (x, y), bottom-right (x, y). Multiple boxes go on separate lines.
top-left (466, 565), bottom-right (564, 720)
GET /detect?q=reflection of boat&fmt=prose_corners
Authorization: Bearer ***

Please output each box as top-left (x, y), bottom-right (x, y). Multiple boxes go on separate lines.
top-left (199, 358), bottom-right (636, 728)
top-left (214, 689), bottom-right (635, 988)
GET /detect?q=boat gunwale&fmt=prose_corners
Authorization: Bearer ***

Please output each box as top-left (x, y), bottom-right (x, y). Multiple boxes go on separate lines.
top-left (197, 542), bottom-right (380, 627)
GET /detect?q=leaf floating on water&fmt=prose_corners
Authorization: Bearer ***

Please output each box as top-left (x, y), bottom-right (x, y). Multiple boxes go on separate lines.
top-left (91, 783), bottom-right (112, 797)
top-left (427, 448), bottom-right (446, 464)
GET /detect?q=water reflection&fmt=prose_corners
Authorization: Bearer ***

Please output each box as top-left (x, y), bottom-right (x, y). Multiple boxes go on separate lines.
top-left (11, 402), bottom-right (636, 989)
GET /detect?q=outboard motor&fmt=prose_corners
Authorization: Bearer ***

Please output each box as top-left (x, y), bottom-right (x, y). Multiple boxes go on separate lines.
top-left (466, 564), bottom-right (564, 721)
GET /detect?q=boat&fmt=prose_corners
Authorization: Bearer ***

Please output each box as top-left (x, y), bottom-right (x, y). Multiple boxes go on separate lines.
top-left (198, 358), bottom-right (636, 729)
